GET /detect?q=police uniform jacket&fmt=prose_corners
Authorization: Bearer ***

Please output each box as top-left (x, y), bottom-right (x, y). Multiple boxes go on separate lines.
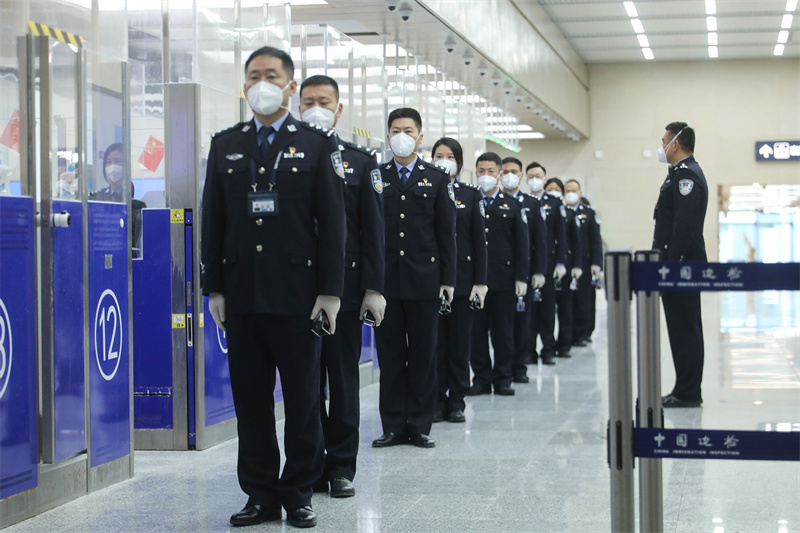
top-left (516, 191), bottom-right (548, 278)
top-left (539, 192), bottom-right (567, 269)
top-left (452, 180), bottom-right (488, 297)
top-left (336, 137), bottom-right (385, 313)
top-left (380, 158), bottom-right (457, 300)
top-left (484, 191), bottom-right (529, 292)
top-left (563, 206), bottom-right (584, 270)
top-left (201, 115), bottom-right (347, 315)
top-left (652, 156), bottom-right (708, 261)
top-left (574, 204), bottom-right (603, 268)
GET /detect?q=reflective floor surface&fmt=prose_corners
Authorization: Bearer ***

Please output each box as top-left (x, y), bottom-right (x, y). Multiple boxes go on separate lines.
top-left (5, 292), bottom-right (799, 532)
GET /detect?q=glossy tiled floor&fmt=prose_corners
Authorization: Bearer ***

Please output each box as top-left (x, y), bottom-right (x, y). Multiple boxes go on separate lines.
top-left (6, 292), bottom-right (799, 532)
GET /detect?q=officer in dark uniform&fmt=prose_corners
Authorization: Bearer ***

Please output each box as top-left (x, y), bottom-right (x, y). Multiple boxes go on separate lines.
top-left (525, 162), bottom-right (567, 365)
top-left (372, 108), bottom-right (456, 449)
top-left (202, 47), bottom-right (346, 529)
top-left (564, 179), bottom-right (603, 346)
top-left (297, 75), bottom-right (385, 499)
top-left (544, 178), bottom-right (584, 358)
top-left (500, 157), bottom-right (547, 383)
top-left (468, 152), bottom-right (529, 397)
top-left (653, 122), bottom-right (708, 408)
top-left (432, 137), bottom-right (487, 423)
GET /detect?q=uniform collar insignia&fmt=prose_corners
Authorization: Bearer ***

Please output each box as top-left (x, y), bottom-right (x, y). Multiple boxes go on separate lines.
top-left (418, 164), bottom-right (425, 170)
top-left (287, 124), bottom-right (297, 133)
top-left (385, 164), bottom-right (392, 170)
top-left (339, 144), bottom-right (345, 151)
top-left (241, 124), bottom-right (251, 132)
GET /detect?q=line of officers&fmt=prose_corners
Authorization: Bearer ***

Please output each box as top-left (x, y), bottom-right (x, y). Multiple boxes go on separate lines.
top-left (201, 47), bottom-right (603, 529)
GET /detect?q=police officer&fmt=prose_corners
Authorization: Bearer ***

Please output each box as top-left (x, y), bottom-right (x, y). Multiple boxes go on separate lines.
top-left (372, 108), bottom-right (456, 449)
top-left (202, 46), bottom-right (346, 528)
top-left (654, 122), bottom-right (708, 408)
top-left (468, 152), bottom-right (529, 397)
top-left (500, 157), bottom-right (547, 383)
top-left (432, 137), bottom-right (488, 423)
top-left (564, 179), bottom-right (603, 346)
top-left (525, 163), bottom-right (567, 365)
top-left (544, 178), bottom-right (583, 358)
top-left (298, 75), bottom-right (385, 498)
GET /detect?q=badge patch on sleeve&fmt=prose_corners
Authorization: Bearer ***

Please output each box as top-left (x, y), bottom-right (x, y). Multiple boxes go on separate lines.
top-left (331, 151), bottom-right (345, 179)
top-left (678, 179), bottom-right (694, 196)
top-left (448, 182), bottom-right (456, 205)
top-left (521, 208), bottom-right (528, 224)
top-left (479, 200), bottom-right (486, 218)
top-left (540, 206), bottom-right (547, 220)
top-left (560, 205), bottom-right (567, 218)
top-left (371, 169), bottom-right (383, 194)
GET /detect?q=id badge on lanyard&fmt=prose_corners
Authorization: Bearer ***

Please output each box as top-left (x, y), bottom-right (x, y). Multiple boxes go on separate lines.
top-left (248, 152), bottom-right (281, 217)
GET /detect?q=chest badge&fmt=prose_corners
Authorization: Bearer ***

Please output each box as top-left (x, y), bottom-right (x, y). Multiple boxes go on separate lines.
top-left (419, 178), bottom-right (433, 187)
top-left (226, 153), bottom-right (244, 161)
top-left (499, 203), bottom-right (510, 210)
top-left (679, 179), bottom-right (694, 196)
top-left (284, 146), bottom-right (305, 159)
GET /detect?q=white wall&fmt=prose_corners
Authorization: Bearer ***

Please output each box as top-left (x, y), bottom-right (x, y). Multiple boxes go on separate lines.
top-left (510, 58), bottom-right (800, 261)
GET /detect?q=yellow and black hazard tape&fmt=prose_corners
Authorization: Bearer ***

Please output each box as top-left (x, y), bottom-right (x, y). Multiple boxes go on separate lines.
top-left (28, 21), bottom-right (83, 48)
top-left (353, 127), bottom-right (370, 139)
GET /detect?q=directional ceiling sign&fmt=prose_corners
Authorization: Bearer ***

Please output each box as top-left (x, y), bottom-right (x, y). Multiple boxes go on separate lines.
top-left (755, 141), bottom-right (800, 162)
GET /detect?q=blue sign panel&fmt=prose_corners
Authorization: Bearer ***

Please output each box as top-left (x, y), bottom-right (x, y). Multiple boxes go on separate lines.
top-left (360, 324), bottom-right (374, 363)
top-left (755, 141), bottom-right (800, 162)
top-left (203, 296), bottom-right (236, 426)
top-left (52, 200), bottom-right (86, 461)
top-left (636, 427), bottom-right (800, 461)
top-left (632, 262), bottom-right (800, 293)
top-left (0, 196), bottom-right (37, 498)
top-left (88, 202), bottom-right (130, 467)
top-left (132, 209), bottom-right (173, 429)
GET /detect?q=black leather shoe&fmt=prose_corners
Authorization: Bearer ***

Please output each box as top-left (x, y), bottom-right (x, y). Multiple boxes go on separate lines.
top-left (467, 383), bottom-right (491, 396)
top-left (329, 477), bottom-right (355, 498)
top-left (447, 409), bottom-right (466, 423)
top-left (372, 432), bottom-right (409, 447)
top-left (432, 409), bottom-right (445, 423)
top-left (572, 337), bottom-right (588, 347)
top-left (230, 504), bottom-right (282, 527)
top-left (409, 434), bottom-right (435, 448)
top-left (494, 384), bottom-right (515, 396)
top-left (662, 394), bottom-right (702, 408)
top-left (311, 478), bottom-right (329, 493)
top-left (513, 374), bottom-right (530, 383)
top-left (556, 350), bottom-right (572, 358)
top-left (286, 505), bottom-right (317, 528)
top-left (542, 355), bottom-right (556, 365)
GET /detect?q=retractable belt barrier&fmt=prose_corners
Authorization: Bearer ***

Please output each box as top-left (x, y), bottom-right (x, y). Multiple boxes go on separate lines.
top-left (604, 251), bottom-right (800, 533)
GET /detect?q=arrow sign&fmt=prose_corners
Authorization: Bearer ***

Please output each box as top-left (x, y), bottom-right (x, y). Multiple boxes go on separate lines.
top-left (756, 140), bottom-right (800, 162)
top-left (758, 144), bottom-right (773, 159)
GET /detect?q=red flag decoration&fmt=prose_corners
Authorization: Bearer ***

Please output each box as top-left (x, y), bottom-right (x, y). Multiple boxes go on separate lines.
top-left (0, 110), bottom-right (21, 153)
top-left (138, 135), bottom-right (164, 172)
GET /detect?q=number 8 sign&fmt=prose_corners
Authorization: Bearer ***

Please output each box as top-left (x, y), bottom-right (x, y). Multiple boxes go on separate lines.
top-left (94, 289), bottom-right (123, 381)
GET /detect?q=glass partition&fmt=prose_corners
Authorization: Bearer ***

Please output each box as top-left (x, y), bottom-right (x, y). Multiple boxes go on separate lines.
top-left (0, 21), bottom-right (23, 196)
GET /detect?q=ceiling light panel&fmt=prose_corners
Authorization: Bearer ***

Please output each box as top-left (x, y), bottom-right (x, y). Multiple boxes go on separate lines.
top-left (631, 19), bottom-right (644, 34)
top-left (708, 46), bottom-right (718, 58)
top-left (774, 43), bottom-right (785, 55)
top-left (705, 0), bottom-right (716, 15)
top-left (778, 30), bottom-right (789, 43)
top-left (623, 1), bottom-right (637, 17)
top-left (642, 47), bottom-right (654, 60)
top-left (708, 32), bottom-right (718, 46)
top-left (637, 34), bottom-right (649, 47)
top-left (781, 14), bottom-right (793, 29)
top-left (707, 16), bottom-right (717, 31)
top-left (787, 0), bottom-right (798, 12)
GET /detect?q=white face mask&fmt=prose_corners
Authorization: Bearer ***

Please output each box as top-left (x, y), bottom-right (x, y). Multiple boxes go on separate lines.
top-left (477, 174), bottom-right (497, 192)
top-left (302, 106), bottom-right (336, 130)
top-left (389, 132), bottom-right (419, 158)
top-left (528, 177), bottom-right (544, 192)
top-left (434, 159), bottom-right (458, 177)
top-left (247, 81), bottom-right (290, 116)
top-left (501, 173), bottom-right (520, 190)
top-left (658, 128), bottom-right (685, 164)
top-left (106, 164), bottom-right (123, 184)
top-left (565, 192), bottom-right (579, 205)
top-left (548, 190), bottom-right (563, 199)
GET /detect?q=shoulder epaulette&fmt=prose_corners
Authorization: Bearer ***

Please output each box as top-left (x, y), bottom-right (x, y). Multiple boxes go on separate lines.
top-left (212, 122), bottom-right (244, 138)
top-left (423, 160), bottom-right (448, 176)
top-left (341, 139), bottom-right (376, 158)
top-left (299, 120), bottom-right (336, 137)
top-left (460, 181), bottom-right (480, 191)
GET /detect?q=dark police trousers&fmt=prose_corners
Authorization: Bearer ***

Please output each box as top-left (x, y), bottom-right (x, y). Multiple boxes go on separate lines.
top-left (512, 291), bottom-right (533, 378)
top-left (375, 298), bottom-right (439, 436)
top-left (437, 296), bottom-right (473, 413)
top-left (226, 313), bottom-right (323, 509)
top-left (662, 291), bottom-right (704, 400)
top-left (319, 310), bottom-right (362, 481)
top-left (471, 291), bottom-right (515, 388)
top-left (531, 271), bottom-right (557, 359)
top-left (573, 270), bottom-right (597, 341)
top-left (555, 281), bottom-right (576, 354)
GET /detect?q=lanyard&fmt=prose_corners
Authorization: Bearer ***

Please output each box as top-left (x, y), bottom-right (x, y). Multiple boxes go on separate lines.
top-left (251, 152), bottom-right (282, 192)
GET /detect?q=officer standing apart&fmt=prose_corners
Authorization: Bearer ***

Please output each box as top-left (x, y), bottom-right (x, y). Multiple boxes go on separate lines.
top-left (202, 47), bottom-right (346, 528)
top-left (653, 122), bottom-right (708, 408)
top-left (525, 163), bottom-right (567, 365)
top-left (564, 179), bottom-right (603, 347)
top-left (499, 157), bottom-right (547, 383)
top-left (298, 75), bottom-right (385, 498)
top-left (432, 137), bottom-right (488, 423)
top-left (468, 152), bottom-right (529, 397)
top-left (372, 108), bottom-right (456, 449)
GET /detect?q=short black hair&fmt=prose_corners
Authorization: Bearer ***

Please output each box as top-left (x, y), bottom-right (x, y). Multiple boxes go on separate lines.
top-left (665, 121), bottom-right (694, 153)
top-left (526, 161), bottom-right (546, 175)
top-left (565, 178), bottom-right (581, 190)
top-left (580, 196), bottom-right (591, 207)
top-left (245, 46), bottom-right (294, 80)
top-left (432, 137), bottom-right (464, 176)
top-left (388, 107), bottom-right (422, 133)
top-left (476, 152), bottom-right (502, 168)
top-left (502, 157), bottom-right (523, 171)
top-left (545, 177), bottom-right (564, 195)
top-left (300, 74), bottom-right (339, 102)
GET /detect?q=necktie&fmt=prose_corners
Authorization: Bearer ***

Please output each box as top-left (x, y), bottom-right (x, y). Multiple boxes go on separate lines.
top-left (484, 196), bottom-right (492, 208)
top-left (399, 167), bottom-right (409, 186)
top-left (258, 126), bottom-right (274, 159)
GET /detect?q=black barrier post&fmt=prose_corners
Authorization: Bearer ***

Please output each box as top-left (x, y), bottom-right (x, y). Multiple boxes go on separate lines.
top-left (605, 250), bottom-right (635, 532)
top-left (634, 250), bottom-right (663, 533)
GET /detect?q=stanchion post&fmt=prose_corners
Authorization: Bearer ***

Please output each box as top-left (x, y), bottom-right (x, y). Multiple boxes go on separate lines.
top-left (605, 250), bottom-right (635, 532)
top-left (634, 250), bottom-right (663, 533)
